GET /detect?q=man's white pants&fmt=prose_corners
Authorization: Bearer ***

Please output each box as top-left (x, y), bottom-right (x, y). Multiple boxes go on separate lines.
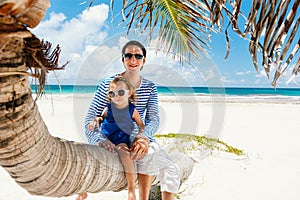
top-left (136, 142), bottom-right (180, 193)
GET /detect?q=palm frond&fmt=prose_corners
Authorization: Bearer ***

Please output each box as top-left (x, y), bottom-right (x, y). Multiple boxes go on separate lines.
top-left (272, 37), bottom-right (300, 87)
top-left (109, 0), bottom-right (212, 61)
top-left (210, 0), bottom-right (300, 87)
top-left (24, 36), bottom-right (69, 96)
top-left (293, 56), bottom-right (300, 76)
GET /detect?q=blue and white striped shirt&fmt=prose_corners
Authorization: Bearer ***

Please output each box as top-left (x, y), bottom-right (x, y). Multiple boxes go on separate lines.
top-left (85, 74), bottom-right (159, 144)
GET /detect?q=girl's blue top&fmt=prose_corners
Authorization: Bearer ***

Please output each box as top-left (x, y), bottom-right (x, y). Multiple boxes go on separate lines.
top-left (101, 102), bottom-right (135, 146)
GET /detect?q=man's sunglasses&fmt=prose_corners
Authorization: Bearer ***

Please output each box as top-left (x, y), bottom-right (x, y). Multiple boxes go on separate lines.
top-left (123, 53), bottom-right (144, 60)
top-left (107, 89), bottom-right (129, 98)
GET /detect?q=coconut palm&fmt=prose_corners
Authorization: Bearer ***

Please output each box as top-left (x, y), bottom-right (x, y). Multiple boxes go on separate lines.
top-left (0, 0), bottom-right (193, 198)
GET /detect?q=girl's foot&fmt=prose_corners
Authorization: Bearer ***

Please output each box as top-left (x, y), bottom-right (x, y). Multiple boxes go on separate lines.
top-left (76, 193), bottom-right (88, 200)
top-left (128, 190), bottom-right (136, 200)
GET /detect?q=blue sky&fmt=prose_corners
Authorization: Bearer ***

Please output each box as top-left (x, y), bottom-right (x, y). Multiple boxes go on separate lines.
top-left (30, 0), bottom-right (299, 88)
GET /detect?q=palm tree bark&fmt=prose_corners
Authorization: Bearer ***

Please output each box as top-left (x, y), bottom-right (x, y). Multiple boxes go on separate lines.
top-left (0, 30), bottom-right (128, 196)
top-left (0, 0), bottom-right (194, 198)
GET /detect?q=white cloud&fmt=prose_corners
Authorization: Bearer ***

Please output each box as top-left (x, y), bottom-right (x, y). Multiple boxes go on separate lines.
top-left (73, 36), bottom-right (219, 86)
top-left (76, 44), bottom-right (123, 85)
top-left (220, 75), bottom-right (232, 84)
top-left (255, 70), bottom-right (268, 78)
top-left (252, 62), bottom-right (300, 87)
top-left (236, 70), bottom-right (252, 75)
top-left (254, 79), bottom-right (261, 84)
top-left (75, 41), bottom-right (206, 86)
top-left (30, 4), bottom-right (110, 84)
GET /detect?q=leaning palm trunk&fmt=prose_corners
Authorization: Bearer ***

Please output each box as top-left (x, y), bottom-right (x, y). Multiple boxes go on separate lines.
top-left (0, 30), bottom-right (126, 196)
top-left (0, 0), bottom-right (194, 198)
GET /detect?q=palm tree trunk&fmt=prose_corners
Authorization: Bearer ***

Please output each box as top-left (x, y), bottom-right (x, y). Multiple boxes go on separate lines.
top-left (0, 1), bottom-right (194, 197)
top-left (0, 30), bottom-right (128, 196)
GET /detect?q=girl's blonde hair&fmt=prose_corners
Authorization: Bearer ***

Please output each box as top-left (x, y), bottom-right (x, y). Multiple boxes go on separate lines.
top-left (108, 77), bottom-right (136, 103)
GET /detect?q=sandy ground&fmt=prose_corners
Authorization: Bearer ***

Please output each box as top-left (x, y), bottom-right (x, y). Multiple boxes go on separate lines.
top-left (1, 94), bottom-right (300, 200)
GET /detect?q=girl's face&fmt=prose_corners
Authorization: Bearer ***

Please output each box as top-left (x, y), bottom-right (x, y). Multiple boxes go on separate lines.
top-left (108, 81), bottom-right (131, 106)
top-left (122, 45), bottom-right (146, 72)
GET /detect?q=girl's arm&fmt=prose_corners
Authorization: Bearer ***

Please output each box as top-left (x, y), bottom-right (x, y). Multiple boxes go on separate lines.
top-left (88, 108), bottom-right (107, 131)
top-left (85, 78), bottom-right (112, 144)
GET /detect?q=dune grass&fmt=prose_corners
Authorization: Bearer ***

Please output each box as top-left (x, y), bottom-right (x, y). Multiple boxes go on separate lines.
top-left (155, 133), bottom-right (244, 156)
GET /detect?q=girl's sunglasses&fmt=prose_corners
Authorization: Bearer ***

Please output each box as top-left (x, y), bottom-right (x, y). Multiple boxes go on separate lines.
top-left (107, 89), bottom-right (129, 98)
top-left (123, 53), bottom-right (144, 60)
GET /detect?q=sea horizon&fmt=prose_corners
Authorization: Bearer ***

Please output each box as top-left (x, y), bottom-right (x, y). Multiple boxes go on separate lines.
top-left (30, 85), bottom-right (300, 97)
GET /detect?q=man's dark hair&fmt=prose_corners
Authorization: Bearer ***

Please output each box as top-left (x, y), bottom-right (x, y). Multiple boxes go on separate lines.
top-left (122, 40), bottom-right (147, 57)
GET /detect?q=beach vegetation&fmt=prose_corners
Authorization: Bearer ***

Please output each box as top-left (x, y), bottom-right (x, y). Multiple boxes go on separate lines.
top-left (155, 133), bottom-right (244, 156)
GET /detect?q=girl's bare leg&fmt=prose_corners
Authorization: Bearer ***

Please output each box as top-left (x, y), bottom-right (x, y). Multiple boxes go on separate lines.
top-left (117, 143), bottom-right (137, 200)
top-left (75, 193), bottom-right (87, 200)
top-left (137, 173), bottom-right (152, 200)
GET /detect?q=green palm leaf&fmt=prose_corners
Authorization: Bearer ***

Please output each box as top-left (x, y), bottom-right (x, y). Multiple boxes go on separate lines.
top-left (109, 0), bottom-right (212, 60)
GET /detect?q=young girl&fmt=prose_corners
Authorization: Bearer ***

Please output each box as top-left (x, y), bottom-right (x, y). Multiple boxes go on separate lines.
top-left (88, 77), bottom-right (145, 200)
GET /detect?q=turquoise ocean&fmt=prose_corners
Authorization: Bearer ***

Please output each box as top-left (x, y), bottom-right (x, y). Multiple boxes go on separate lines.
top-left (31, 85), bottom-right (300, 97)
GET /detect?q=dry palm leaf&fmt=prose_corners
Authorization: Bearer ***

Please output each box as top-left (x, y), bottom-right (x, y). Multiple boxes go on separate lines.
top-left (211, 0), bottom-right (299, 87)
top-left (25, 36), bottom-right (69, 95)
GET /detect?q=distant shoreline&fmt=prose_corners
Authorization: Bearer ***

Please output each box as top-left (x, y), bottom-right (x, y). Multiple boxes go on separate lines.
top-left (32, 93), bottom-right (300, 104)
top-left (31, 85), bottom-right (300, 97)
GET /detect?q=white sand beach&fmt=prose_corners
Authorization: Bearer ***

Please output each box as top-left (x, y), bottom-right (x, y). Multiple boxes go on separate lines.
top-left (1, 94), bottom-right (300, 200)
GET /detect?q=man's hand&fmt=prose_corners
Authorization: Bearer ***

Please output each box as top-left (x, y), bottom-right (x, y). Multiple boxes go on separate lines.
top-left (98, 140), bottom-right (115, 153)
top-left (130, 135), bottom-right (150, 160)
